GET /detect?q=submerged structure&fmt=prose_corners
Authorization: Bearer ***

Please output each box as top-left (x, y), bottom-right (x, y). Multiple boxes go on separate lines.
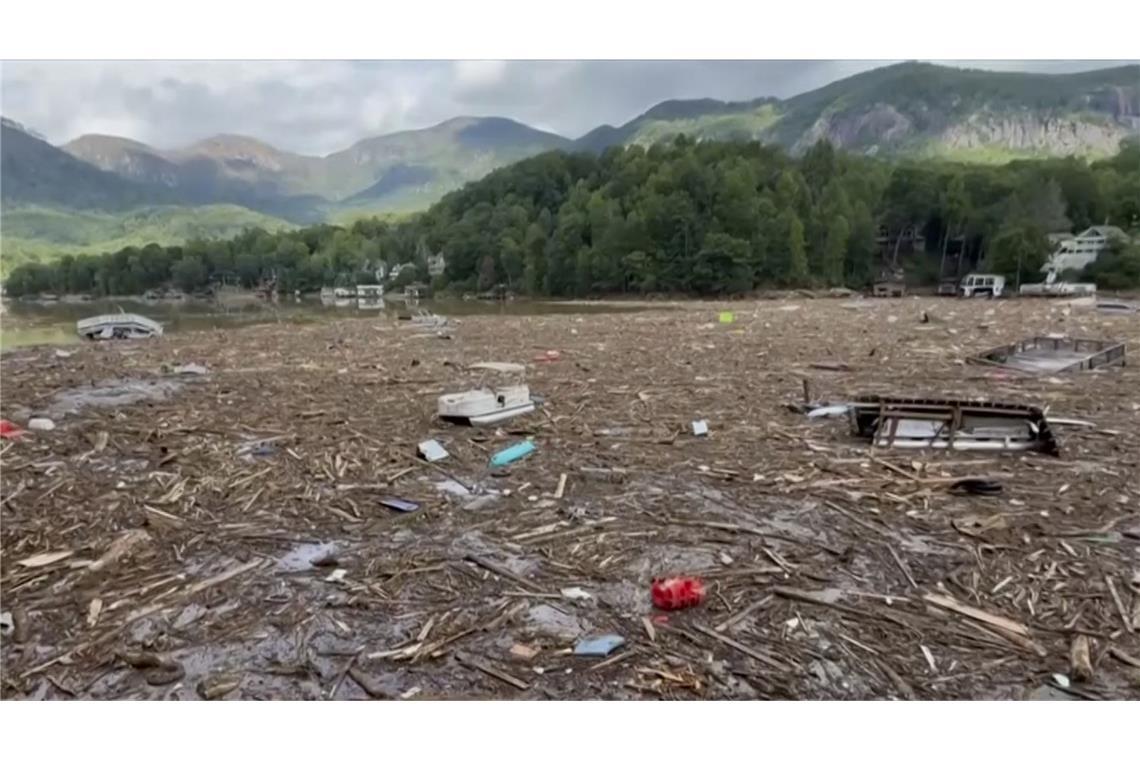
top-left (849, 395), bottom-right (1059, 455)
top-left (969, 335), bottom-right (1125, 375)
top-left (76, 313), bottom-right (163, 341)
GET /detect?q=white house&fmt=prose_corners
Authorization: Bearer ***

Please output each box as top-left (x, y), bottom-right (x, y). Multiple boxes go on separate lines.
top-left (1042, 226), bottom-right (1128, 273)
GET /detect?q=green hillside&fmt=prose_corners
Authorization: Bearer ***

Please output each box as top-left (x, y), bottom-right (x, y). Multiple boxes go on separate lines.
top-left (0, 204), bottom-right (294, 276)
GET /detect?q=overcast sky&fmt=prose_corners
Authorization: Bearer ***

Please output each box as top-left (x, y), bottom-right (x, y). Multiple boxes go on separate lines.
top-left (1, 60), bottom-right (1133, 156)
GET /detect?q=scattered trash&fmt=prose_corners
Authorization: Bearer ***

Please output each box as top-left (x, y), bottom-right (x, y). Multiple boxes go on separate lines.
top-left (510, 643), bottom-right (539, 660)
top-left (948, 478), bottom-right (1004, 496)
top-left (171, 363), bottom-right (209, 376)
top-left (27, 418), bottom-right (56, 432)
top-left (691, 420), bottom-right (709, 437)
top-left (651, 577), bottom-right (707, 611)
top-left (461, 494), bottom-right (499, 511)
top-left (806, 404), bottom-right (850, 419)
top-left (380, 497), bottom-right (421, 513)
top-left (534, 350), bottom-right (561, 362)
top-left (417, 439), bottom-right (449, 462)
top-left (1046, 417), bottom-right (1096, 428)
top-left (236, 438), bottom-right (278, 459)
top-left (718, 311), bottom-right (735, 324)
top-left (574, 634), bottom-right (625, 657)
top-left (0, 612), bottom-right (12, 636)
top-left (434, 479), bottom-right (471, 497)
top-left (1052, 673), bottom-right (1071, 689)
top-left (560, 587), bottom-right (592, 601)
top-left (54, 349), bottom-right (75, 358)
top-left (490, 440), bottom-right (536, 468)
top-left (324, 569), bottom-right (347, 583)
top-left (245, 442), bottom-right (276, 458)
top-left (0, 420), bottom-right (23, 439)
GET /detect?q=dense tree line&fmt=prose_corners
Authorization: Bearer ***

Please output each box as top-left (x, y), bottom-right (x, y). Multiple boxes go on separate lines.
top-left (5, 137), bottom-right (1139, 297)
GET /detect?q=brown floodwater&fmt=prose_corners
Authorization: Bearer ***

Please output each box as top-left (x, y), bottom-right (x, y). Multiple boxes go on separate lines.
top-left (0, 296), bottom-right (663, 349)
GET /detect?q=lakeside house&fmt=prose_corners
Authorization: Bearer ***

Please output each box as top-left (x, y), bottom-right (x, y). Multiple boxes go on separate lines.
top-left (1042, 225), bottom-right (1129, 273)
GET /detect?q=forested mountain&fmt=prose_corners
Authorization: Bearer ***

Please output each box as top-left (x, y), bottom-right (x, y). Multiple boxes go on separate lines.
top-left (578, 63), bottom-right (1140, 159)
top-left (7, 136), bottom-right (1138, 298)
top-left (1, 120), bottom-right (175, 210)
top-left (59, 116), bottom-right (571, 218)
top-left (2, 62), bottom-right (1138, 276)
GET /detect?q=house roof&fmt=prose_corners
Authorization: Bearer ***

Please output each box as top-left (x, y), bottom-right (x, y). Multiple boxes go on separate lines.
top-left (1081, 225), bottom-right (1127, 239)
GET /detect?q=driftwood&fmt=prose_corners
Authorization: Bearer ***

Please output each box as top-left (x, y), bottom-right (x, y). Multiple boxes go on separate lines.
top-left (2, 297), bottom-right (1137, 700)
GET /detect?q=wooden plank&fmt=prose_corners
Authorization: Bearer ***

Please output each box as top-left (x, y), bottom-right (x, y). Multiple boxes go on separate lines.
top-left (454, 651), bottom-right (529, 690)
top-left (692, 624), bottom-right (790, 672)
top-left (923, 593), bottom-right (1030, 636)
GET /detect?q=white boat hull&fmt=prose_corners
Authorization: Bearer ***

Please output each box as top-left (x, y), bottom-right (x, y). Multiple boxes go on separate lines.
top-left (77, 313), bottom-right (163, 340)
top-left (438, 386), bottom-right (534, 426)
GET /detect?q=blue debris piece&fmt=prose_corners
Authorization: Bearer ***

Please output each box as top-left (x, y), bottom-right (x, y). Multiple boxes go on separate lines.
top-left (573, 634), bottom-right (626, 657)
top-left (380, 497), bottom-right (421, 513)
top-left (490, 440), bottom-right (536, 468)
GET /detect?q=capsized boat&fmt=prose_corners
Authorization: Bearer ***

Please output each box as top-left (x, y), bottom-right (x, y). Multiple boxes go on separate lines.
top-left (76, 313), bottom-right (163, 340)
top-left (438, 362), bottom-right (535, 426)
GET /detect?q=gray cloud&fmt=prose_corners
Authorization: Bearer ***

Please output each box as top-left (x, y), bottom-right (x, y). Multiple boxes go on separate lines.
top-left (1, 60), bottom-right (1133, 155)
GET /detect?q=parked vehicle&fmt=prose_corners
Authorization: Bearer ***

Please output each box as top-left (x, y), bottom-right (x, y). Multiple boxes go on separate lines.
top-left (958, 273), bottom-right (1005, 298)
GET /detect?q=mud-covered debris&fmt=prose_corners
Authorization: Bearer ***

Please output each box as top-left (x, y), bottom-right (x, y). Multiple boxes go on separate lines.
top-left (510, 643), bottom-right (539, 660)
top-left (17, 550), bottom-right (74, 568)
top-left (119, 650), bottom-right (185, 686)
top-left (197, 673), bottom-right (242, 700)
top-left (1070, 635), bottom-right (1094, 682)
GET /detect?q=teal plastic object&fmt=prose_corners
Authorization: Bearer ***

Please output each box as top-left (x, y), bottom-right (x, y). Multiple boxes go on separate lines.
top-left (490, 440), bottom-right (535, 468)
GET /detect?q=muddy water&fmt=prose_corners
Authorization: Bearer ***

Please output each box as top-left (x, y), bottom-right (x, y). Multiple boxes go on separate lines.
top-left (0, 296), bottom-right (662, 349)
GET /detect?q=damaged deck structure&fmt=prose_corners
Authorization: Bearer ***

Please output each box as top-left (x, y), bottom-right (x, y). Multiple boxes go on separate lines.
top-left (2, 297), bottom-right (1138, 701)
top-left (970, 335), bottom-right (1125, 375)
top-left (849, 396), bottom-right (1060, 455)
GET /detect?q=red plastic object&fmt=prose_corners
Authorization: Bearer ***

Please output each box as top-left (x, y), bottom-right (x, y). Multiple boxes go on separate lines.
top-left (534, 350), bottom-right (561, 362)
top-left (651, 576), bottom-right (706, 611)
top-left (0, 420), bottom-right (23, 439)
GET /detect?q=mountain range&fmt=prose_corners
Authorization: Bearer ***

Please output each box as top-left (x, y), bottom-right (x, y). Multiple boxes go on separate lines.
top-left (3, 61), bottom-right (1138, 272)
